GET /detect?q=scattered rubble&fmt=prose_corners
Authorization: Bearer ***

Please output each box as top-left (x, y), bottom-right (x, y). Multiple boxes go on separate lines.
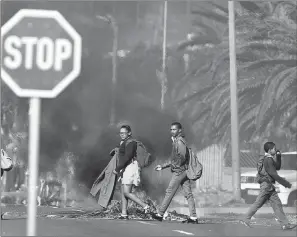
top-left (3, 187), bottom-right (296, 227)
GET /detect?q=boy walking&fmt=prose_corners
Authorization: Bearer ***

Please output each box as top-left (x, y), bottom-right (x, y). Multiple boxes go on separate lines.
top-left (240, 142), bottom-right (296, 230)
top-left (152, 122), bottom-right (198, 223)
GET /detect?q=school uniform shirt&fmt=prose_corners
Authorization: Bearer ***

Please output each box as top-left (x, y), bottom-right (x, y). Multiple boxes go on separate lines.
top-left (263, 153), bottom-right (291, 188)
top-left (114, 138), bottom-right (137, 173)
top-left (161, 135), bottom-right (189, 174)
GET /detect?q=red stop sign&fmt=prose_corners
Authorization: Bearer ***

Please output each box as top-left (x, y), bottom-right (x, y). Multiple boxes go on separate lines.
top-left (1, 9), bottom-right (82, 98)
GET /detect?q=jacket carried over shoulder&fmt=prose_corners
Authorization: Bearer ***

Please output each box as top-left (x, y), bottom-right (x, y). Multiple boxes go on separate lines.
top-left (161, 135), bottom-right (189, 174)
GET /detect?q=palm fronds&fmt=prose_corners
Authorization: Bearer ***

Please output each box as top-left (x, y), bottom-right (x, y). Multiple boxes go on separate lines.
top-left (172, 1), bottom-right (297, 145)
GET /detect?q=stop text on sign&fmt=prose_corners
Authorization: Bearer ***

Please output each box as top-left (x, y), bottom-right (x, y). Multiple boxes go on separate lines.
top-left (3, 36), bottom-right (72, 71)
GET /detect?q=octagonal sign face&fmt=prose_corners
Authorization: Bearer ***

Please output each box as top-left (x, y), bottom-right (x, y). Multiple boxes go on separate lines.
top-left (1, 9), bottom-right (82, 98)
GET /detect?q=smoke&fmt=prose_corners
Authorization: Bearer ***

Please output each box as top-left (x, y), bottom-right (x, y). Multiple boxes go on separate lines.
top-left (38, 73), bottom-right (195, 195)
top-left (71, 105), bottom-right (195, 189)
top-left (5, 43), bottom-right (194, 200)
top-left (2, 1), bottom-right (197, 201)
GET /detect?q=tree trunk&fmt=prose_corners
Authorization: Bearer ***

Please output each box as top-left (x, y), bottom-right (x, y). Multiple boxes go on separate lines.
top-left (136, 2), bottom-right (140, 28)
top-left (109, 16), bottom-right (118, 126)
top-left (160, 1), bottom-right (168, 110)
top-left (186, 0), bottom-right (191, 25)
top-left (153, 3), bottom-right (163, 45)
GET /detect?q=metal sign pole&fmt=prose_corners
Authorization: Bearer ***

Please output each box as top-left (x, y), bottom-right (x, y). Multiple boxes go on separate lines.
top-left (0, 86), bottom-right (2, 237)
top-left (1, 9), bottom-right (81, 235)
top-left (27, 97), bottom-right (41, 236)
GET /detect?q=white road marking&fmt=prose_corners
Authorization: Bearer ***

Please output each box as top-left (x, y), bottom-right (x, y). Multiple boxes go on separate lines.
top-left (173, 230), bottom-right (194, 235)
top-left (137, 221), bottom-right (156, 225)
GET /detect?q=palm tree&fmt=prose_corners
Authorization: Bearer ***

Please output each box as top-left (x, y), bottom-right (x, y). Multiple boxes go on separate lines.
top-left (96, 14), bottom-right (119, 126)
top-left (173, 1), bottom-right (297, 147)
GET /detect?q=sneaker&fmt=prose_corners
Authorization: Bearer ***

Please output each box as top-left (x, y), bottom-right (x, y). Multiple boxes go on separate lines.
top-left (239, 220), bottom-right (252, 228)
top-left (182, 217), bottom-right (199, 224)
top-left (118, 214), bottom-right (128, 220)
top-left (151, 213), bottom-right (163, 222)
top-left (282, 224), bottom-right (297, 230)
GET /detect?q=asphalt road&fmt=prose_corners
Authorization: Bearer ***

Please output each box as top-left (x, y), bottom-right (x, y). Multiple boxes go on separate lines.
top-left (1, 205), bottom-right (296, 236)
top-left (1, 218), bottom-right (297, 236)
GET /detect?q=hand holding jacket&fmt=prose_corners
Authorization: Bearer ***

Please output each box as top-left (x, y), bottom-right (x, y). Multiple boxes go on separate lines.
top-left (109, 147), bottom-right (119, 157)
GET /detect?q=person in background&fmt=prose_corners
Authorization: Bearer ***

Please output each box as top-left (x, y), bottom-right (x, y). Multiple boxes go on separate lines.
top-left (112, 125), bottom-right (150, 219)
top-left (1, 147), bottom-right (13, 219)
top-left (152, 122), bottom-right (198, 223)
top-left (240, 142), bottom-right (296, 230)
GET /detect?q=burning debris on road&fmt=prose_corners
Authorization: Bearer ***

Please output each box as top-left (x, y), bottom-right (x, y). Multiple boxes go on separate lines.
top-left (43, 200), bottom-right (157, 220)
top-left (42, 208), bottom-right (297, 227)
top-left (4, 202), bottom-right (296, 227)
top-left (40, 197), bottom-right (191, 221)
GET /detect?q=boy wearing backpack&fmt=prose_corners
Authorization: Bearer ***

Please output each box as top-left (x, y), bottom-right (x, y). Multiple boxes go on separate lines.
top-left (152, 122), bottom-right (199, 223)
top-left (240, 142), bottom-right (296, 230)
top-left (112, 125), bottom-right (150, 219)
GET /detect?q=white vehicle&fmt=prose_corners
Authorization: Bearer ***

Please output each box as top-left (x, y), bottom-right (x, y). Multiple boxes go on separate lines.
top-left (241, 152), bottom-right (297, 206)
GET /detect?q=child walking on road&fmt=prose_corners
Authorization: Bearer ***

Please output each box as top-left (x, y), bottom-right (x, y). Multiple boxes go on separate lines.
top-left (152, 122), bottom-right (198, 223)
top-left (112, 125), bottom-right (150, 219)
top-left (240, 142), bottom-right (296, 230)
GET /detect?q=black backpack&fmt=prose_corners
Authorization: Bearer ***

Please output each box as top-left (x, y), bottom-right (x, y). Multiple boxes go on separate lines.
top-left (126, 139), bottom-right (152, 169)
top-left (255, 155), bottom-right (274, 184)
top-left (177, 138), bottom-right (203, 181)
